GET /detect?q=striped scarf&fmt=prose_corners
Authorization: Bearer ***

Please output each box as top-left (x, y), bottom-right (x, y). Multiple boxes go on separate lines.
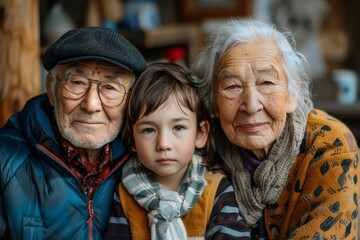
top-left (122, 154), bottom-right (207, 240)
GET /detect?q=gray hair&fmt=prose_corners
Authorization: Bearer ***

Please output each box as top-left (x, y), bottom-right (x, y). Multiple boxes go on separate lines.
top-left (48, 65), bottom-right (60, 95)
top-left (191, 18), bottom-right (312, 114)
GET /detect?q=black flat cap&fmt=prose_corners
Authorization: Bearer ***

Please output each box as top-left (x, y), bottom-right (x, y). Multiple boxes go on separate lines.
top-left (42, 26), bottom-right (146, 76)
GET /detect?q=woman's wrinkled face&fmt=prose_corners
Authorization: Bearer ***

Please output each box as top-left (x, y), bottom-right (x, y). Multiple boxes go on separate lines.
top-left (214, 40), bottom-right (297, 159)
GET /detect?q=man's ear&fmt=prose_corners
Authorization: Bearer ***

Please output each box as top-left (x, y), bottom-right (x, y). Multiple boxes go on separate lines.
top-left (195, 121), bottom-right (210, 149)
top-left (45, 74), bottom-right (55, 106)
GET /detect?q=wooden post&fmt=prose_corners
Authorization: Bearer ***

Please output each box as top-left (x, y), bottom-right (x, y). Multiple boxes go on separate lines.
top-left (0, 0), bottom-right (41, 127)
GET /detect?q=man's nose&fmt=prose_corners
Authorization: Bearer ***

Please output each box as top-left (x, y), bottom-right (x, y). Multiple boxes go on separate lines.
top-left (80, 84), bottom-right (103, 112)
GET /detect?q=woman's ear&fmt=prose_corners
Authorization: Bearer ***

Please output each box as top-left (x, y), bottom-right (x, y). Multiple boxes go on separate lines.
top-left (195, 121), bottom-right (210, 149)
top-left (286, 93), bottom-right (298, 113)
top-left (286, 77), bottom-right (300, 113)
top-left (214, 107), bottom-right (219, 118)
top-left (45, 73), bottom-right (55, 106)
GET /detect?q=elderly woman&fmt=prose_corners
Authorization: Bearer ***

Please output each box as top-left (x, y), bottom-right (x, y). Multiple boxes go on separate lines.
top-left (191, 18), bottom-right (359, 239)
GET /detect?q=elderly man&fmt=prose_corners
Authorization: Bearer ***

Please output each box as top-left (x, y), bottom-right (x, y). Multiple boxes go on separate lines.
top-left (0, 26), bottom-right (146, 239)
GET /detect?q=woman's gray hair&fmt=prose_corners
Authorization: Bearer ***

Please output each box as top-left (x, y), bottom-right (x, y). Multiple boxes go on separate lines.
top-left (191, 18), bottom-right (312, 114)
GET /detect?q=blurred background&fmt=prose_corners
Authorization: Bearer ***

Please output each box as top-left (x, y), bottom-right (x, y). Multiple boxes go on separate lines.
top-left (1, 0), bottom-right (359, 142)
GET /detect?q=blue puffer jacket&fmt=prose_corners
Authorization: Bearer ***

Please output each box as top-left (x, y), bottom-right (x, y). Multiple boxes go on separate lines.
top-left (0, 94), bottom-right (129, 240)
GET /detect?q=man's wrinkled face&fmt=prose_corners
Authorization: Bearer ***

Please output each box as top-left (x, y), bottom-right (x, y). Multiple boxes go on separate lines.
top-left (214, 40), bottom-right (297, 159)
top-left (47, 61), bottom-right (133, 149)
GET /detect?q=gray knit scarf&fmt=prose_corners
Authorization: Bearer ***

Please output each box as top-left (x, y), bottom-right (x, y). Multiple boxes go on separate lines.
top-left (122, 154), bottom-right (207, 240)
top-left (215, 99), bottom-right (313, 225)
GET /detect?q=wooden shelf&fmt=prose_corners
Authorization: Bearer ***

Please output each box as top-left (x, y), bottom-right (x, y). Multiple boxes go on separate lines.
top-left (119, 24), bottom-right (201, 63)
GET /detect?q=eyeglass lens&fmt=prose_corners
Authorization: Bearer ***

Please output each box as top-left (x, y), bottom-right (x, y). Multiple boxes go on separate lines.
top-left (60, 74), bottom-right (127, 107)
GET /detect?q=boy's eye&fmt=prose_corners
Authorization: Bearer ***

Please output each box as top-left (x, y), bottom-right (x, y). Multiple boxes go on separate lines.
top-left (174, 125), bottom-right (185, 131)
top-left (142, 128), bottom-right (155, 134)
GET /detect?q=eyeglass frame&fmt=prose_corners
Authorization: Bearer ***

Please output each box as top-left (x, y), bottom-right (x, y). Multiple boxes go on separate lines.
top-left (55, 73), bottom-right (130, 107)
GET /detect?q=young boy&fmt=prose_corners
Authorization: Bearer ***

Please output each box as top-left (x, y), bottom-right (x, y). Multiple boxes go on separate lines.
top-left (105, 62), bottom-right (250, 239)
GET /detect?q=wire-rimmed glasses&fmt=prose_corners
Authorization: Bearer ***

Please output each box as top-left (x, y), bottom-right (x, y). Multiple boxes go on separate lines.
top-left (56, 74), bottom-right (128, 107)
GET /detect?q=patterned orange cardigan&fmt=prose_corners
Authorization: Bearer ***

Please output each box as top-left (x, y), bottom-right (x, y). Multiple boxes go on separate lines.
top-left (265, 109), bottom-right (359, 239)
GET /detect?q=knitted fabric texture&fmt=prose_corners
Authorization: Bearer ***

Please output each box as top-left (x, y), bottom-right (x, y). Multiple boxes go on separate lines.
top-left (122, 154), bottom-right (207, 240)
top-left (216, 97), bottom-right (313, 225)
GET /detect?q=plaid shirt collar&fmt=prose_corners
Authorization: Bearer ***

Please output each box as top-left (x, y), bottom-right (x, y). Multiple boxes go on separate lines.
top-left (50, 112), bottom-right (113, 199)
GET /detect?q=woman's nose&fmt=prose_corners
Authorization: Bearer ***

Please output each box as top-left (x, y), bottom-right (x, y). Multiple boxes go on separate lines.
top-left (238, 88), bottom-right (263, 114)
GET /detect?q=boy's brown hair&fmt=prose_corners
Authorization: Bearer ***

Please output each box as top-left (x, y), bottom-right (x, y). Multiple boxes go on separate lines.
top-left (122, 62), bottom-right (215, 164)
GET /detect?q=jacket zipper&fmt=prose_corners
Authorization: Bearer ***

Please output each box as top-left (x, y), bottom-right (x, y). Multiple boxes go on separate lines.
top-left (87, 200), bottom-right (94, 240)
top-left (37, 144), bottom-right (130, 239)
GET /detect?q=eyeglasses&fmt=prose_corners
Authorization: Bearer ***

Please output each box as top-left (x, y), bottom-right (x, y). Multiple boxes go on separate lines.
top-left (57, 74), bottom-right (128, 107)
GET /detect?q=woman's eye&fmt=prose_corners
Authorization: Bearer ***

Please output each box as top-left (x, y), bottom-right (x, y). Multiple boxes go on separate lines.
top-left (224, 84), bottom-right (243, 96)
top-left (257, 79), bottom-right (278, 94)
top-left (261, 80), bottom-right (275, 86)
top-left (219, 82), bottom-right (243, 99)
top-left (225, 84), bottom-right (239, 90)
top-left (222, 79), bottom-right (243, 91)
top-left (221, 77), bottom-right (242, 88)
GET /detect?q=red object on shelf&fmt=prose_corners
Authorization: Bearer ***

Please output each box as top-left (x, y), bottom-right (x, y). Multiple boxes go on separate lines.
top-left (165, 47), bottom-right (186, 62)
